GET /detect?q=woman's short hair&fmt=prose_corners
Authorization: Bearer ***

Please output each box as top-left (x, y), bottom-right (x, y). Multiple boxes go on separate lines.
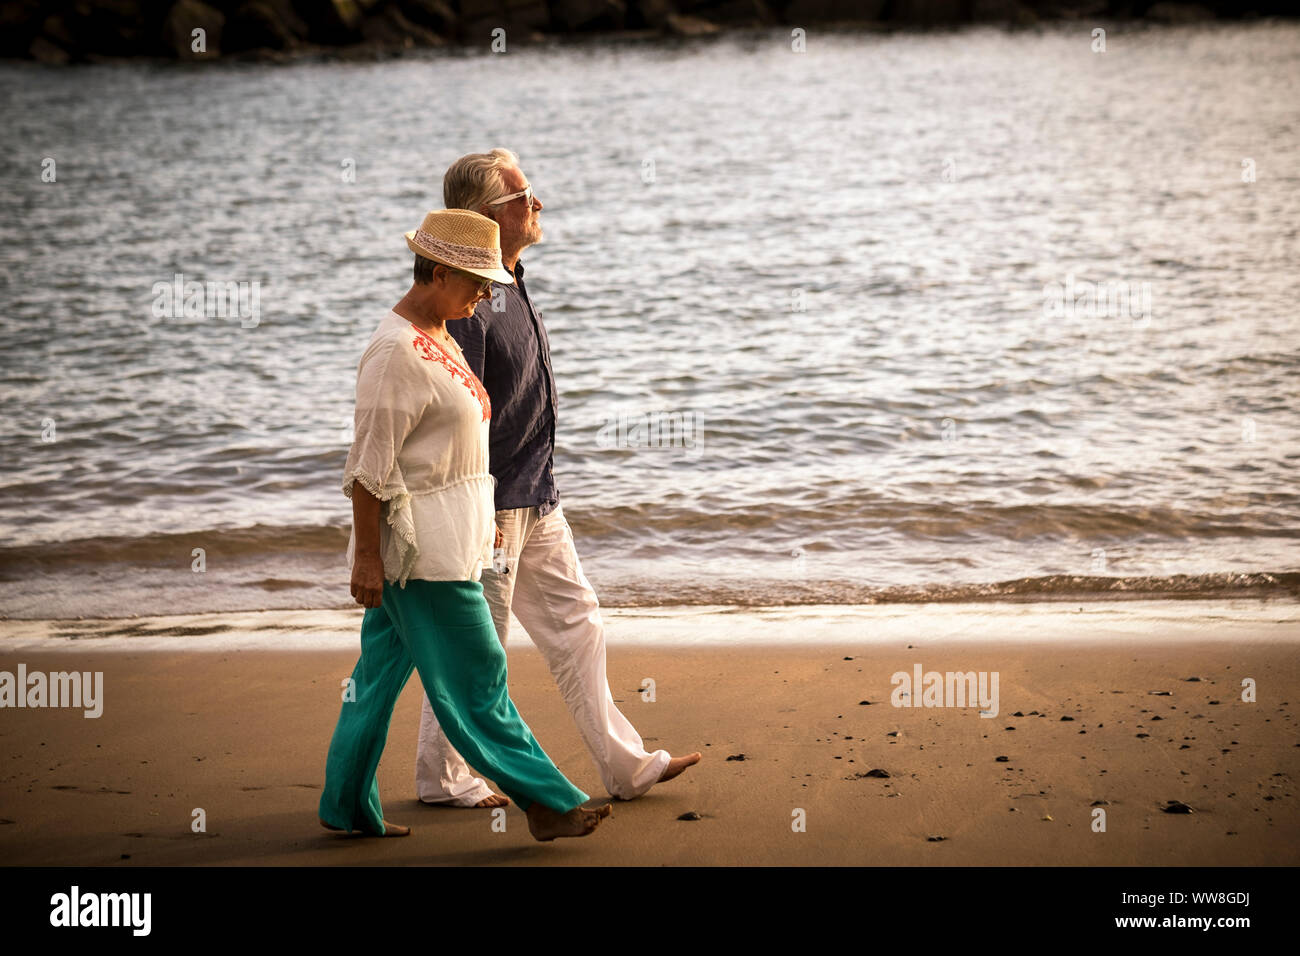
top-left (413, 255), bottom-right (441, 286)
top-left (443, 148), bottom-right (519, 214)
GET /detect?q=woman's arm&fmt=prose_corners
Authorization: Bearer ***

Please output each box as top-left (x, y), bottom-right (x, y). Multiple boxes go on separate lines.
top-left (344, 337), bottom-right (430, 606)
top-left (350, 483), bottom-right (385, 608)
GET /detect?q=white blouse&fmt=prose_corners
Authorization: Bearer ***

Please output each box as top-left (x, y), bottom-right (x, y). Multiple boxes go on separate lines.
top-left (343, 310), bottom-right (495, 585)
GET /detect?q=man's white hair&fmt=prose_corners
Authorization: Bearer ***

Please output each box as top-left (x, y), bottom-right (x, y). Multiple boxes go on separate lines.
top-left (443, 148), bottom-right (520, 215)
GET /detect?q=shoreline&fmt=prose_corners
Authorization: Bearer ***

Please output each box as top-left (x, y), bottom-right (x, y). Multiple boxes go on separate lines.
top-left (1, 596), bottom-right (1296, 652)
top-left (9, 6), bottom-right (1284, 68)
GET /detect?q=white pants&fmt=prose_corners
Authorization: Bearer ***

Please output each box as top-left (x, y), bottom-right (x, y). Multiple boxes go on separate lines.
top-left (415, 504), bottom-right (670, 804)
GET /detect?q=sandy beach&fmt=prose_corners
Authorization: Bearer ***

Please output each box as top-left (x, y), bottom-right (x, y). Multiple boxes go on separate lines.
top-left (1, 600), bottom-right (1296, 866)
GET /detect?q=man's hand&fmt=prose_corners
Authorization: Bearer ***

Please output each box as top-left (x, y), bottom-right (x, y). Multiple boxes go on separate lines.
top-left (351, 551), bottom-right (384, 608)
top-left (494, 523), bottom-right (504, 549)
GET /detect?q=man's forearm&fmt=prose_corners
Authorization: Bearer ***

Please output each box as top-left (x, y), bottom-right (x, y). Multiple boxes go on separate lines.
top-left (352, 484), bottom-right (383, 556)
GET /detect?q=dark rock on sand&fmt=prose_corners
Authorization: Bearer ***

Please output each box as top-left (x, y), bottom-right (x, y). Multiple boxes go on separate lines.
top-left (677, 810), bottom-right (702, 820)
top-left (726, 753), bottom-right (746, 761)
top-left (995, 755), bottom-right (1010, 762)
top-left (1161, 801), bottom-right (1193, 814)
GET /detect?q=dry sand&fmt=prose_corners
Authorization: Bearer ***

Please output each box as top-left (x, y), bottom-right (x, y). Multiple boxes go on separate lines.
top-left (1, 600), bottom-right (1297, 866)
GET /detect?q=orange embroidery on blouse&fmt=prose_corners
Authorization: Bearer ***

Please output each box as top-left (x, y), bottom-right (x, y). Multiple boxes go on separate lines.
top-left (411, 328), bottom-right (491, 422)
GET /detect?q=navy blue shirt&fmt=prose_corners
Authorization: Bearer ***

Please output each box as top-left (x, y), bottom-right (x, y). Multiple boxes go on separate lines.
top-left (447, 259), bottom-right (559, 515)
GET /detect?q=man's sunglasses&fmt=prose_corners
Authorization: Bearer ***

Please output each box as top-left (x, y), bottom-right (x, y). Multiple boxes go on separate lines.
top-left (488, 184), bottom-right (534, 208)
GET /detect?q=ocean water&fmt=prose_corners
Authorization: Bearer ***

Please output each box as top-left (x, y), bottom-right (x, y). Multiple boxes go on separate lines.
top-left (1, 22), bottom-right (1298, 619)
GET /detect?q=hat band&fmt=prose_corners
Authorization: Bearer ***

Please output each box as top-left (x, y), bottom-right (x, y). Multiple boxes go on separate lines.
top-left (411, 230), bottom-right (502, 271)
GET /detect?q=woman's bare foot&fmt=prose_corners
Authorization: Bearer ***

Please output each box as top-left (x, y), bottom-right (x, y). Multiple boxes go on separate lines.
top-left (319, 817), bottom-right (411, 837)
top-left (475, 792), bottom-right (511, 809)
top-left (659, 752), bottom-right (702, 783)
top-left (526, 802), bottom-right (610, 842)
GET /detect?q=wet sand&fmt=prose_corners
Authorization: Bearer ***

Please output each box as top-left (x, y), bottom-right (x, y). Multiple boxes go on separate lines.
top-left (1, 602), bottom-right (1297, 866)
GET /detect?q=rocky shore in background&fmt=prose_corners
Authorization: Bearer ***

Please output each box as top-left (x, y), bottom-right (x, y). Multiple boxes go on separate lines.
top-left (3, 1), bottom-right (1295, 64)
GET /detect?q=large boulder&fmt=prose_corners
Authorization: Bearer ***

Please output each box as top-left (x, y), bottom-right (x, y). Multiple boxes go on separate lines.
top-left (700, 0), bottom-right (774, 24)
top-left (457, 0), bottom-right (549, 42)
top-left (360, 3), bottom-right (446, 45)
top-left (971, 0), bottom-right (1038, 23)
top-left (627, 0), bottom-right (676, 29)
top-left (225, 2), bottom-right (303, 50)
top-left (162, 0), bottom-right (225, 57)
top-left (1145, 2), bottom-right (1216, 22)
top-left (1028, 0), bottom-right (1109, 17)
top-left (291, 0), bottom-right (365, 43)
top-left (29, 34), bottom-right (73, 64)
top-left (505, 0), bottom-right (551, 30)
top-left (784, 0), bottom-right (887, 22)
top-left (397, 0), bottom-right (456, 34)
top-left (888, 0), bottom-right (968, 24)
top-left (553, 0), bottom-right (627, 30)
top-left (665, 11), bottom-right (718, 31)
top-left (258, 0), bottom-right (311, 37)
top-left (45, 0), bottom-right (153, 58)
top-left (1, 1), bottom-right (46, 57)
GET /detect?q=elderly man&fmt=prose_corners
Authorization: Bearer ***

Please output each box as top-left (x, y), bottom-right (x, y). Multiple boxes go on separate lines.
top-left (415, 149), bottom-right (701, 807)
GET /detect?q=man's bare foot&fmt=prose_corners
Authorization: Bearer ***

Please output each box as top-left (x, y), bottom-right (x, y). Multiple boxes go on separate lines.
top-left (659, 752), bottom-right (702, 784)
top-left (319, 817), bottom-right (411, 837)
top-left (526, 803), bottom-right (610, 842)
top-left (475, 792), bottom-right (511, 809)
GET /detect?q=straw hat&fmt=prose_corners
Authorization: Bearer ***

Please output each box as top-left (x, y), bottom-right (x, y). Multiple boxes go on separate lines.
top-left (405, 209), bottom-right (515, 284)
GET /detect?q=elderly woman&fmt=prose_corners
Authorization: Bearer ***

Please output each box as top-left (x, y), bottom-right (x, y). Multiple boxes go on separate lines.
top-left (318, 209), bottom-right (608, 842)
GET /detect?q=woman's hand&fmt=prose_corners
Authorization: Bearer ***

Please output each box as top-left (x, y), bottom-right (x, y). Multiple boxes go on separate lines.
top-left (350, 483), bottom-right (385, 608)
top-left (351, 551), bottom-right (385, 608)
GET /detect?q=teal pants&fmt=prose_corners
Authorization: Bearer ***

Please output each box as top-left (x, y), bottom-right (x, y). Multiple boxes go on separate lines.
top-left (319, 579), bottom-right (588, 833)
